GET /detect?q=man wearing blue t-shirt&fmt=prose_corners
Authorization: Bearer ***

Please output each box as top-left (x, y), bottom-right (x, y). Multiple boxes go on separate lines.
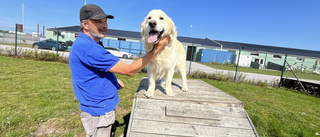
top-left (69, 4), bottom-right (169, 137)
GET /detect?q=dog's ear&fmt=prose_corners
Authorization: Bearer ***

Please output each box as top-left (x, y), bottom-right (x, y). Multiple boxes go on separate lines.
top-left (140, 19), bottom-right (147, 40)
top-left (168, 17), bottom-right (177, 39)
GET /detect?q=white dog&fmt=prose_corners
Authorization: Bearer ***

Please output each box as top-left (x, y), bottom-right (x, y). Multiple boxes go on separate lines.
top-left (141, 9), bottom-right (188, 97)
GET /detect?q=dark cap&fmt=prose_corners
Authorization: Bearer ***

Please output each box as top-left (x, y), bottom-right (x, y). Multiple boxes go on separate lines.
top-left (80, 4), bottom-right (114, 21)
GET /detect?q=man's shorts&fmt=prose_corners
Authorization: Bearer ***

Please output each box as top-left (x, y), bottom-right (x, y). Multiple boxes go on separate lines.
top-left (80, 110), bottom-right (115, 137)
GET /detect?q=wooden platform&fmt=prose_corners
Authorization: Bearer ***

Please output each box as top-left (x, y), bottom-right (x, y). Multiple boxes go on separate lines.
top-left (126, 77), bottom-right (258, 137)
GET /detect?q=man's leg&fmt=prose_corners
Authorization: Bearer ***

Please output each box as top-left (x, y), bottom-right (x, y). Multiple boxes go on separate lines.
top-left (80, 110), bottom-right (115, 137)
top-left (95, 125), bottom-right (113, 137)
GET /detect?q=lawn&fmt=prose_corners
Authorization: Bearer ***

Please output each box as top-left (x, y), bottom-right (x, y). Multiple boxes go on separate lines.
top-left (1, 55), bottom-right (319, 136)
top-left (203, 79), bottom-right (320, 137)
top-left (0, 55), bottom-right (145, 136)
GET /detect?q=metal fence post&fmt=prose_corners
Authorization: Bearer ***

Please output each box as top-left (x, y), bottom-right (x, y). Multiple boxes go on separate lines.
top-left (188, 43), bottom-right (194, 74)
top-left (140, 43), bottom-right (143, 56)
top-left (15, 24), bottom-right (17, 56)
top-left (56, 28), bottom-right (59, 56)
top-left (234, 47), bottom-right (244, 81)
top-left (1, 31), bottom-right (3, 42)
top-left (279, 54), bottom-right (288, 87)
top-left (118, 40), bottom-right (121, 49)
top-left (129, 41), bottom-right (132, 53)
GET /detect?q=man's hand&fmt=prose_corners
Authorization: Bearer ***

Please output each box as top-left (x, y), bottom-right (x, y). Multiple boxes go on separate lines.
top-left (109, 36), bottom-right (170, 77)
top-left (153, 36), bottom-right (170, 52)
top-left (118, 79), bottom-right (124, 90)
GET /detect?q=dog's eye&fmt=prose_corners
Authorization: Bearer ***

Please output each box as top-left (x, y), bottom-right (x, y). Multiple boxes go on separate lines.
top-left (148, 17), bottom-right (151, 19)
top-left (160, 17), bottom-right (164, 20)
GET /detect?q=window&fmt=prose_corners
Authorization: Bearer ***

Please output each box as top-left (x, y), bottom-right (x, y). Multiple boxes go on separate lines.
top-left (251, 52), bottom-right (259, 57)
top-left (53, 31), bottom-right (61, 36)
top-left (260, 59), bottom-right (264, 64)
top-left (118, 38), bottom-right (126, 41)
top-left (228, 50), bottom-right (236, 53)
top-left (296, 57), bottom-right (305, 62)
top-left (273, 54), bottom-right (282, 59)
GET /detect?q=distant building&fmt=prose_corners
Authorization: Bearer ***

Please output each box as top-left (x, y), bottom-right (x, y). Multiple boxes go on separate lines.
top-left (46, 26), bottom-right (320, 72)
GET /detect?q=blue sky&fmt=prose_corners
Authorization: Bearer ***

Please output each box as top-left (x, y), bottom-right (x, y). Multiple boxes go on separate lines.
top-left (1, 0), bottom-right (319, 51)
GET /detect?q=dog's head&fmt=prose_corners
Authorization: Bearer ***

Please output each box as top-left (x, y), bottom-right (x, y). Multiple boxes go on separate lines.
top-left (141, 9), bottom-right (177, 44)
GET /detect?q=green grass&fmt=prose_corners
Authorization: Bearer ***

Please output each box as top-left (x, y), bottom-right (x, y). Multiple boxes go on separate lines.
top-left (0, 56), bottom-right (81, 136)
top-left (203, 79), bottom-right (320, 137)
top-left (1, 55), bottom-right (319, 136)
top-left (202, 62), bottom-right (320, 81)
top-left (0, 55), bottom-right (145, 136)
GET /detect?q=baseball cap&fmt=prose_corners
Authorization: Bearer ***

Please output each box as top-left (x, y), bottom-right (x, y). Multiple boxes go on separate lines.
top-left (80, 4), bottom-right (114, 21)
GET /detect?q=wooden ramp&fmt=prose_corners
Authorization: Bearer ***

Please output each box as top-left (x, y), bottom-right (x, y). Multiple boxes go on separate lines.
top-left (126, 77), bottom-right (258, 137)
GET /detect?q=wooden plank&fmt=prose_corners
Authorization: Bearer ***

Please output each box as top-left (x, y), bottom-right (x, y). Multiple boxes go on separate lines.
top-left (136, 93), bottom-right (243, 107)
top-left (129, 132), bottom-right (180, 137)
top-left (134, 98), bottom-right (246, 118)
top-left (166, 105), bottom-right (224, 120)
top-left (127, 78), bottom-right (258, 137)
top-left (136, 78), bottom-right (228, 94)
top-left (135, 78), bottom-right (244, 107)
top-left (126, 94), bottom-right (138, 137)
top-left (130, 120), bottom-right (256, 137)
top-left (132, 107), bottom-right (253, 129)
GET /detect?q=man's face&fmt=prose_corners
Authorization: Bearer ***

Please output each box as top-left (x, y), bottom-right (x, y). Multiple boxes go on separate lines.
top-left (87, 18), bottom-right (108, 39)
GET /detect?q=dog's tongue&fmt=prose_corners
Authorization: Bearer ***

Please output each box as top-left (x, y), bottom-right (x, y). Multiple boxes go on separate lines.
top-left (148, 32), bottom-right (159, 43)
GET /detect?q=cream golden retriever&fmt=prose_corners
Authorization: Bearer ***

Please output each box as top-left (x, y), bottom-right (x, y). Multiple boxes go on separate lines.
top-left (141, 9), bottom-right (188, 97)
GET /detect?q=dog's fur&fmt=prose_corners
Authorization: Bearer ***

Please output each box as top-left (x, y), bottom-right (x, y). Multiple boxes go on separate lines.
top-left (141, 9), bottom-right (188, 97)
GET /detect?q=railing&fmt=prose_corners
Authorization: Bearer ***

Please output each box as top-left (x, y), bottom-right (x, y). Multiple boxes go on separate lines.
top-left (102, 39), bottom-right (145, 57)
top-left (0, 32), bottom-right (40, 44)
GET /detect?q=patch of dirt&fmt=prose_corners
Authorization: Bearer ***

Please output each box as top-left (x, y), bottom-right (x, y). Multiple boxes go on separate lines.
top-left (31, 118), bottom-right (65, 136)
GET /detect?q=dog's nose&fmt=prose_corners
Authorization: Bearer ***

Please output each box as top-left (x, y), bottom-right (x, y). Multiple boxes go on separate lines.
top-left (149, 20), bottom-right (157, 28)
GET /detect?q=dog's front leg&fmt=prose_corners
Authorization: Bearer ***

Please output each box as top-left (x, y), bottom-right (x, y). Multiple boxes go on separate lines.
top-left (179, 66), bottom-right (189, 92)
top-left (146, 71), bottom-right (156, 97)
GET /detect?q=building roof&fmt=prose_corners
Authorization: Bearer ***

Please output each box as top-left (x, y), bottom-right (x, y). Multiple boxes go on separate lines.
top-left (47, 26), bottom-right (80, 33)
top-left (215, 40), bottom-right (320, 58)
top-left (47, 25), bottom-right (320, 58)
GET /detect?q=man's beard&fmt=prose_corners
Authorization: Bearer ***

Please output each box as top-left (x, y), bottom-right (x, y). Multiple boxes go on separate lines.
top-left (89, 29), bottom-right (106, 39)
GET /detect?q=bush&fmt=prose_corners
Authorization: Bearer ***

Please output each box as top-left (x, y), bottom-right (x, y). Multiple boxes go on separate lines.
top-left (188, 70), bottom-right (273, 87)
top-left (0, 47), bottom-right (68, 63)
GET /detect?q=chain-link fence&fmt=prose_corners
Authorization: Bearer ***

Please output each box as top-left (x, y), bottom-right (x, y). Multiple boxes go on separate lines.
top-left (0, 23), bottom-right (43, 45)
top-left (0, 32), bottom-right (40, 44)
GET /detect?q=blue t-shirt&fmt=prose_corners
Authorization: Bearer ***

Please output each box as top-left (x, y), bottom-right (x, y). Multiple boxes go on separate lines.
top-left (69, 32), bottom-right (120, 116)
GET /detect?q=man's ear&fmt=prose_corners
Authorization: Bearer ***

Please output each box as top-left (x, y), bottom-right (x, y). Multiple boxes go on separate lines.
top-left (81, 20), bottom-right (89, 31)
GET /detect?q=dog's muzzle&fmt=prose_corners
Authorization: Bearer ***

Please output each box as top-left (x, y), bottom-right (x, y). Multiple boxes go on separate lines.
top-left (147, 20), bottom-right (164, 44)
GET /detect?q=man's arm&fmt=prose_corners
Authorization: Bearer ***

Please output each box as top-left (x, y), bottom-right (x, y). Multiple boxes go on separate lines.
top-left (109, 36), bottom-right (170, 77)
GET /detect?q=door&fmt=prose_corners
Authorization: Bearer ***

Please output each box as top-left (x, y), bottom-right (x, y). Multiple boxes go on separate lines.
top-left (187, 46), bottom-right (196, 61)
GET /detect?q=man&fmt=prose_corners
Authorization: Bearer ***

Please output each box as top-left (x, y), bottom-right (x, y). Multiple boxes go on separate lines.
top-left (69, 4), bottom-right (169, 137)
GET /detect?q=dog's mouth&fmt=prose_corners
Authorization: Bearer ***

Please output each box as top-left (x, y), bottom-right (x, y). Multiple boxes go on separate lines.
top-left (148, 29), bottom-right (164, 44)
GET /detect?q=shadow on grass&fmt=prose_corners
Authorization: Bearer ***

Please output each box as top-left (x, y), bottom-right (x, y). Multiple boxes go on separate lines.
top-left (113, 113), bottom-right (131, 137)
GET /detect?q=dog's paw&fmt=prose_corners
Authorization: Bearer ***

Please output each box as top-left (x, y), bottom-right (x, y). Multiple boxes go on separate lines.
top-left (182, 87), bottom-right (188, 92)
top-left (145, 90), bottom-right (154, 98)
top-left (166, 90), bottom-right (175, 97)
